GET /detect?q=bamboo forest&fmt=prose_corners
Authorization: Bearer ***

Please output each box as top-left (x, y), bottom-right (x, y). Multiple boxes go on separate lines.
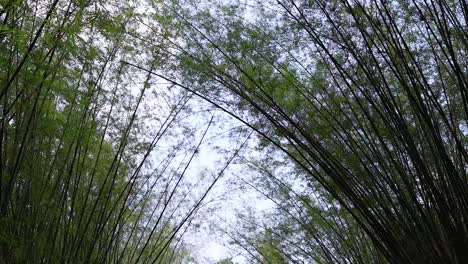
top-left (0, 0), bottom-right (467, 263)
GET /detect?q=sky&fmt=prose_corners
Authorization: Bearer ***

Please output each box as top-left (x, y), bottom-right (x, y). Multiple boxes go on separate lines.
top-left (127, 1), bottom-right (283, 262)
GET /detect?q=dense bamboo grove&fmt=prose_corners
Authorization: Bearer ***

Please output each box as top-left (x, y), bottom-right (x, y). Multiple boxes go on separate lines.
top-left (1, 0), bottom-right (467, 263)
top-left (150, 0), bottom-right (467, 263)
top-left (0, 0), bottom-right (216, 263)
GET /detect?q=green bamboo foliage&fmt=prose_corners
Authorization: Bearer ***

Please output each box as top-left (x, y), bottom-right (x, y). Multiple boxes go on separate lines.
top-left (2, 0), bottom-right (467, 263)
top-left (154, 0), bottom-right (467, 263)
top-left (0, 0), bottom-right (205, 263)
